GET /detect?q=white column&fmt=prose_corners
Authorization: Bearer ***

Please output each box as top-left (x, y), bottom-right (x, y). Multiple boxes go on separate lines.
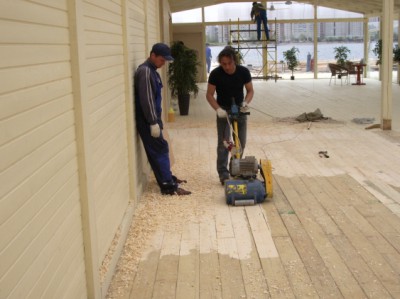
top-left (380, 0), bottom-right (394, 130)
top-left (313, 2), bottom-right (318, 79)
top-left (363, 17), bottom-right (369, 78)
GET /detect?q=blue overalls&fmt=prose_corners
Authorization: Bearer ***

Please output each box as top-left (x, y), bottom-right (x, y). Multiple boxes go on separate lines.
top-left (256, 9), bottom-right (270, 40)
top-left (135, 64), bottom-right (177, 194)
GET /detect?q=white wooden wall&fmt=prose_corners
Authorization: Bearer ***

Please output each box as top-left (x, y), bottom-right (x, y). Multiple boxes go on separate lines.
top-left (0, 0), bottom-right (169, 298)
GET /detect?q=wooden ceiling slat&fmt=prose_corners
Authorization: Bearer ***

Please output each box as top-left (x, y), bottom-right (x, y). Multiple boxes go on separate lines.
top-left (169, 0), bottom-right (400, 16)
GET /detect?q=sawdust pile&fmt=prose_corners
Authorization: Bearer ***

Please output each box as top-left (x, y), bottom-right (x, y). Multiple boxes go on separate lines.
top-left (105, 158), bottom-right (217, 298)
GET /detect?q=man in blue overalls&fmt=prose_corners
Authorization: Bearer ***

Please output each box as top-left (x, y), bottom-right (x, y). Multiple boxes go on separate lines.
top-left (134, 43), bottom-right (191, 196)
top-left (250, 2), bottom-right (270, 41)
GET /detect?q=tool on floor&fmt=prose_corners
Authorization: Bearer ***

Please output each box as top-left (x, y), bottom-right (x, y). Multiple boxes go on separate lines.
top-left (224, 98), bottom-right (273, 206)
top-left (318, 151), bottom-right (329, 158)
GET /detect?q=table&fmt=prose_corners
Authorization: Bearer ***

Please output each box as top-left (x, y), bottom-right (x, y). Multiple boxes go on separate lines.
top-left (352, 63), bottom-right (366, 85)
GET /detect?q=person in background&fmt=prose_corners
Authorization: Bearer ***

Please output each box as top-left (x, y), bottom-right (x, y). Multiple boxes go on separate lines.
top-left (307, 52), bottom-right (312, 72)
top-left (206, 43), bottom-right (212, 73)
top-left (134, 43), bottom-right (191, 196)
top-left (206, 46), bottom-right (254, 185)
top-left (250, 2), bottom-right (270, 41)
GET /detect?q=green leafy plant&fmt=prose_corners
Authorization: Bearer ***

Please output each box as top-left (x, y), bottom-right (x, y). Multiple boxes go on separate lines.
top-left (168, 41), bottom-right (199, 99)
top-left (394, 45), bottom-right (400, 85)
top-left (393, 45), bottom-right (400, 64)
top-left (167, 41), bottom-right (199, 115)
top-left (333, 46), bottom-right (351, 66)
top-left (372, 39), bottom-right (382, 65)
top-left (283, 47), bottom-right (300, 79)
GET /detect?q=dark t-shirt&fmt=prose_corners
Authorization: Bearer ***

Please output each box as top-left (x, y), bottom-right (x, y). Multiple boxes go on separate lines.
top-left (208, 65), bottom-right (252, 109)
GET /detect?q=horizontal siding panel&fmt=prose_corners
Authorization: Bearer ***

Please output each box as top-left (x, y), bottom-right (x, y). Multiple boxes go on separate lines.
top-left (94, 141), bottom-right (128, 205)
top-left (0, 62), bottom-right (71, 95)
top-left (84, 17), bottom-right (123, 35)
top-left (52, 236), bottom-right (87, 299)
top-left (7, 191), bottom-right (82, 299)
top-left (97, 169), bottom-right (128, 260)
top-left (95, 145), bottom-right (128, 212)
top-left (0, 156), bottom-right (77, 253)
top-left (86, 54), bottom-right (124, 74)
top-left (130, 8), bottom-right (145, 23)
top-left (62, 263), bottom-right (87, 299)
top-left (85, 0), bottom-right (122, 15)
top-left (90, 95), bottom-right (124, 142)
top-left (86, 75), bottom-right (124, 100)
top-left (91, 115), bottom-right (125, 164)
top-left (129, 0), bottom-right (144, 10)
top-left (88, 84), bottom-right (124, 115)
top-left (85, 44), bottom-right (123, 59)
top-left (0, 110), bottom-right (75, 172)
top-left (87, 65), bottom-right (124, 87)
top-left (89, 89), bottom-right (124, 129)
top-left (130, 23), bottom-right (144, 36)
top-left (0, 20), bottom-right (69, 44)
top-left (28, 0), bottom-right (68, 11)
top-left (0, 1), bottom-right (68, 26)
top-left (0, 125), bottom-right (75, 199)
top-left (0, 93), bottom-right (73, 146)
top-left (25, 202), bottom-right (83, 299)
top-left (0, 78), bottom-right (72, 120)
top-left (94, 140), bottom-right (128, 204)
top-left (92, 115), bottom-right (126, 177)
top-left (85, 31), bottom-right (123, 45)
top-left (1, 177), bottom-right (79, 298)
top-left (0, 45), bottom-right (70, 68)
top-left (0, 142), bottom-right (77, 227)
top-left (83, 2), bottom-right (122, 25)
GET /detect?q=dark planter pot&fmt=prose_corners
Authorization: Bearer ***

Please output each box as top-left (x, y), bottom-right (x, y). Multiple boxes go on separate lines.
top-left (290, 75), bottom-right (295, 80)
top-left (178, 93), bottom-right (190, 115)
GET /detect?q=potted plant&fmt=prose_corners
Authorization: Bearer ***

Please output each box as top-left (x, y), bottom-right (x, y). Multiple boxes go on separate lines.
top-left (283, 46), bottom-right (299, 80)
top-left (394, 45), bottom-right (400, 84)
top-left (333, 45), bottom-right (351, 66)
top-left (373, 39), bottom-right (382, 65)
top-left (167, 41), bottom-right (199, 115)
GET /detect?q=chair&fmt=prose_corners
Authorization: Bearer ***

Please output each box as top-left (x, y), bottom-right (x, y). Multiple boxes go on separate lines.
top-left (328, 63), bottom-right (349, 85)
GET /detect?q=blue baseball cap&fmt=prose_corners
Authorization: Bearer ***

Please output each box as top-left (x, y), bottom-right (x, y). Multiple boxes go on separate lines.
top-left (151, 43), bottom-right (174, 61)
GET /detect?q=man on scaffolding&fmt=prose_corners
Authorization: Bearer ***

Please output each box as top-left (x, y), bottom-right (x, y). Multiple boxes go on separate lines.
top-left (250, 2), bottom-right (270, 41)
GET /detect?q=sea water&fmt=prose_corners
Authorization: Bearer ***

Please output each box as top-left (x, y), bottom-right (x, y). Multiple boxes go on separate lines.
top-left (210, 42), bottom-right (380, 67)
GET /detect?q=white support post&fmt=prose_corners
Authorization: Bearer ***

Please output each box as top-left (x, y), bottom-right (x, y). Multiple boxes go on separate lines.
top-left (380, 0), bottom-right (394, 130)
top-left (363, 17), bottom-right (369, 78)
top-left (313, 2), bottom-right (318, 79)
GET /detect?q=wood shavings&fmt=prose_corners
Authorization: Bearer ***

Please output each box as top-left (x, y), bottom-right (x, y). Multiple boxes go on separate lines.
top-left (105, 158), bottom-right (218, 298)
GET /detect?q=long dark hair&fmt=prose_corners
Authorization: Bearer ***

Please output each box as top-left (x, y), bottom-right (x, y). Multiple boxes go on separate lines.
top-left (218, 46), bottom-right (238, 64)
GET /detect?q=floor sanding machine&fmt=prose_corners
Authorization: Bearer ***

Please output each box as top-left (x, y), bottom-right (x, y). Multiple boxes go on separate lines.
top-left (224, 99), bottom-right (273, 206)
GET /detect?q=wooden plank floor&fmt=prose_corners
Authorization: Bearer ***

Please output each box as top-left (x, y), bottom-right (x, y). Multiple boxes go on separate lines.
top-left (107, 78), bottom-right (400, 299)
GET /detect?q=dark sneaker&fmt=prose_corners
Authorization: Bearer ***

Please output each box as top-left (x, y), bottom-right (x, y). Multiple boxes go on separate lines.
top-left (172, 175), bottom-right (187, 184)
top-left (161, 187), bottom-right (191, 196)
top-left (219, 174), bottom-right (230, 185)
top-left (175, 187), bottom-right (191, 196)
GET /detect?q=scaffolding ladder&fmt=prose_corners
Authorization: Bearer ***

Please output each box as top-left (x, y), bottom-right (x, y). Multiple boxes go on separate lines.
top-left (229, 18), bottom-right (279, 81)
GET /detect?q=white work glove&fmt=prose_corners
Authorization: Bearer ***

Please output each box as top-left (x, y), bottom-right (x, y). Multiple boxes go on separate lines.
top-left (150, 123), bottom-right (161, 138)
top-left (240, 101), bottom-right (249, 113)
top-left (216, 107), bottom-right (227, 118)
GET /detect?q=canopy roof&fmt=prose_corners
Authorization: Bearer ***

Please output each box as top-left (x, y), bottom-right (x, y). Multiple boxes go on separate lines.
top-left (169, 0), bottom-right (400, 16)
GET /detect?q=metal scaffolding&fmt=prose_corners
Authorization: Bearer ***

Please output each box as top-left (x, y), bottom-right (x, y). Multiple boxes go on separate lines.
top-left (229, 18), bottom-right (279, 81)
